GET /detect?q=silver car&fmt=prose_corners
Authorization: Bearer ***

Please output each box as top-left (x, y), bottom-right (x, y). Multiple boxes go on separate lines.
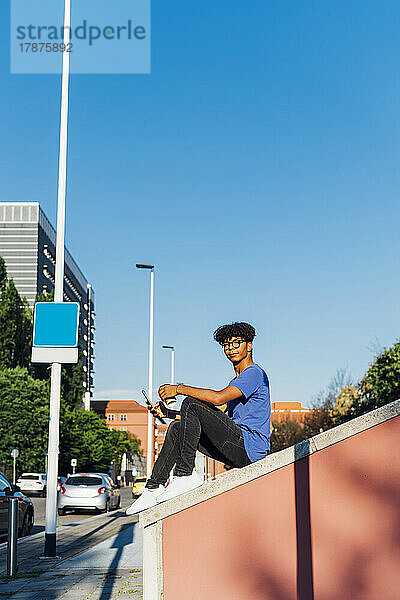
top-left (57, 473), bottom-right (121, 515)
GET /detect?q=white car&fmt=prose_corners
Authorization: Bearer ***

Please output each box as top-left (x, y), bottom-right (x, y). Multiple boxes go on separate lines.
top-left (57, 473), bottom-right (121, 515)
top-left (17, 473), bottom-right (47, 497)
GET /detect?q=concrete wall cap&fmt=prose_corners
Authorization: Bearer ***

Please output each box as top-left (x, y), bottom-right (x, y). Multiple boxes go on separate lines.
top-left (139, 398), bottom-right (400, 528)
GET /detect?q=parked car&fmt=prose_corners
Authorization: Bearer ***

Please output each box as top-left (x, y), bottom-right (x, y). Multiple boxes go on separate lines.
top-left (132, 476), bottom-right (146, 497)
top-left (16, 473), bottom-right (47, 497)
top-left (95, 473), bottom-right (120, 491)
top-left (57, 473), bottom-right (121, 515)
top-left (0, 472), bottom-right (34, 538)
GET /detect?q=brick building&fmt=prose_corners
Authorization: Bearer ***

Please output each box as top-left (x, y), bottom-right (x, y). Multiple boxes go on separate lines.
top-left (271, 401), bottom-right (313, 423)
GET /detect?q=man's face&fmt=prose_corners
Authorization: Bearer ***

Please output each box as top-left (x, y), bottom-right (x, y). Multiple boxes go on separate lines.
top-left (222, 337), bottom-right (252, 364)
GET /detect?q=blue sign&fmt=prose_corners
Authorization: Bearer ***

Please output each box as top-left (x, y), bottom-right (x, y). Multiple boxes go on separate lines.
top-left (33, 302), bottom-right (80, 348)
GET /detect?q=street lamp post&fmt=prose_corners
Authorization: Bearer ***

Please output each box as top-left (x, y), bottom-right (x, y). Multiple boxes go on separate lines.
top-left (136, 264), bottom-right (155, 479)
top-left (43, 0), bottom-right (71, 558)
top-left (162, 345), bottom-right (175, 384)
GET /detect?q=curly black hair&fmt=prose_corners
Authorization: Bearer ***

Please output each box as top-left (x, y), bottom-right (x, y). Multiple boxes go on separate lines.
top-left (213, 322), bottom-right (256, 345)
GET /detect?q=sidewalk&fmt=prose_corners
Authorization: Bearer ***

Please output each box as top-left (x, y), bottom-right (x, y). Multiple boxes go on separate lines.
top-left (0, 510), bottom-right (143, 599)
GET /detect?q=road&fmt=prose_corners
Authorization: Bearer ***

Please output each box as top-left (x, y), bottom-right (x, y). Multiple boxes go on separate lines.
top-left (30, 486), bottom-right (135, 534)
top-left (0, 501), bottom-right (141, 582)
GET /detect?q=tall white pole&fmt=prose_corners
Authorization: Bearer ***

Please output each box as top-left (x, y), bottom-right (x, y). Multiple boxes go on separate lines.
top-left (170, 348), bottom-right (175, 385)
top-left (146, 268), bottom-right (155, 479)
top-left (44, 0), bottom-right (71, 558)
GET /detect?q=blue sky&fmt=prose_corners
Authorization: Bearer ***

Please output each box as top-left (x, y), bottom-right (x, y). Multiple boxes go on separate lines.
top-left (0, 1), bottom-right (399, 405)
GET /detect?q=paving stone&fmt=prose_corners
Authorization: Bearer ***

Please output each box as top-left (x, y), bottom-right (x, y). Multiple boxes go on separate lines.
top-left (0, 517), bottom-right (143, 599)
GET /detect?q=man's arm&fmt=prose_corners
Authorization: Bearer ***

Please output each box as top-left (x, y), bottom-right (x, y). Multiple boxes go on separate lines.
top-left (158, 383), bottom-right (242, 406)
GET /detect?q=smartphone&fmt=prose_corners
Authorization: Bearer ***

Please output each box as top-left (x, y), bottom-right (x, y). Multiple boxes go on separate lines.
top-left (141, 390), bottom-right (166, 424)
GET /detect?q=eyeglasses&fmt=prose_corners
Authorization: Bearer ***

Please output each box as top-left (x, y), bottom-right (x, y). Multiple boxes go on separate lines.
top-left (221, 339), bottom-right (246, 350)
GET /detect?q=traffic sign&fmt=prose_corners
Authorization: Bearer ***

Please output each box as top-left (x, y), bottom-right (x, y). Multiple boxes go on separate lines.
top-left (11, 449), bottom-right (19, 459)
top-left (70, 459), bottom-right (77, 467)
top-left (31, 302), bottom-right (80, 364)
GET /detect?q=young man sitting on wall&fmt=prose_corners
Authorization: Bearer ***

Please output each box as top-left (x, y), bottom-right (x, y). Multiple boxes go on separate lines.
top-left (126, 322), bottom-right (271, 514)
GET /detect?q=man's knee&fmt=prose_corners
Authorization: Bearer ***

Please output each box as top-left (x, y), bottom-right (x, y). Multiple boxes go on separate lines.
top-left (166, 419), bottom-right (180, 438)
top-left (181, 396), bottom-right (198, 411)
top-left (181, 396), bottom-right (214, 416)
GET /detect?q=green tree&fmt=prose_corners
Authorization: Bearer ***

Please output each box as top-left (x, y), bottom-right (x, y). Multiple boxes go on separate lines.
top-left (61, 359), bottom-right (85, 410)
top-left (0, 256), bottom-right (7, 292)
top-left (0, 367), bottom-right (49, 475)
top-left (361, 341), bottom-right (400, 407)
top-left (0, 367), bottom-right (142, 478)
top-left (331, 383), bottom-right (360, 425)
top-left (270, 419), bottom-right (304, 453)
top-left (108, 428), bottom-right (142, 476)
top-left (345, 341), bottom-right (400, 420)
top-left (59, 408), bottom-right (135, 474)
top-left (0, 279), bottom-right (32, 370)
top-left (59, 408), bottom-right (113, 474)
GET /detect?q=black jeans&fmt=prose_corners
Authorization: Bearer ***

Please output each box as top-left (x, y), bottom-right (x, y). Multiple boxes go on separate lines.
top-left (146, 396), bottom-right (251, 488)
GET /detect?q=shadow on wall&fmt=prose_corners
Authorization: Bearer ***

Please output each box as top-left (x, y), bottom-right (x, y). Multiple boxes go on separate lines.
top-left (227, 418), bottom-right (400, 600)
top-left (307, 419), bottom-right (400, 600)
top-left (228, 443), bottom-right (314, 600)
top-left (294, 442), bottom-right (314, 600)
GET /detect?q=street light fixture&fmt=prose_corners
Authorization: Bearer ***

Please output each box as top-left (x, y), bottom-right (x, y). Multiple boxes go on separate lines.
top-left (162, 345), bottom-right (175, 385)
top-left (136, 264), bottom-right (155, 479)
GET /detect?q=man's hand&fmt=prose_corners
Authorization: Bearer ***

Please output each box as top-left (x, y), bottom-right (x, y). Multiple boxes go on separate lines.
top-left (156, 401), bottom-right (181, 420)
top-left (158, 384), bottom-right (178, 401)
top-left (152, 402), bottom-right (166, 420)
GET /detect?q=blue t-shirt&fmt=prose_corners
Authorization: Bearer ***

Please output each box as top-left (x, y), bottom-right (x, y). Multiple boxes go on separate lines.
top-left (227, 364), bottom-right (271, 462)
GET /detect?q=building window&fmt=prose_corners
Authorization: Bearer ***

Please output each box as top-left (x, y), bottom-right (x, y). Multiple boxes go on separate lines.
top-left (107, 414), bottom-right (115, 421)
top-left (120, 414), bottom-right (127, 421)
top-left (120, 426), bottom-right (127, 432)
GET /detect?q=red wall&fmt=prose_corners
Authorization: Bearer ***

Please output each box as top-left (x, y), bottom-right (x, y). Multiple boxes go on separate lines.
top-left (162, 417), bottom-right (400, 600)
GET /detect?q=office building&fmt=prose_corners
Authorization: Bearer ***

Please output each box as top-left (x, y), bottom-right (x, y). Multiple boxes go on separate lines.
top-left (0, 201), bottom-right (95, 396)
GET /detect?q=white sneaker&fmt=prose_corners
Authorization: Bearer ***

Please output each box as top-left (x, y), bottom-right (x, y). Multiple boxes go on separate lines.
top-left (125, 486), bottom-right (164, 515)
top-left (157, 472), bottom-right (203, 503)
